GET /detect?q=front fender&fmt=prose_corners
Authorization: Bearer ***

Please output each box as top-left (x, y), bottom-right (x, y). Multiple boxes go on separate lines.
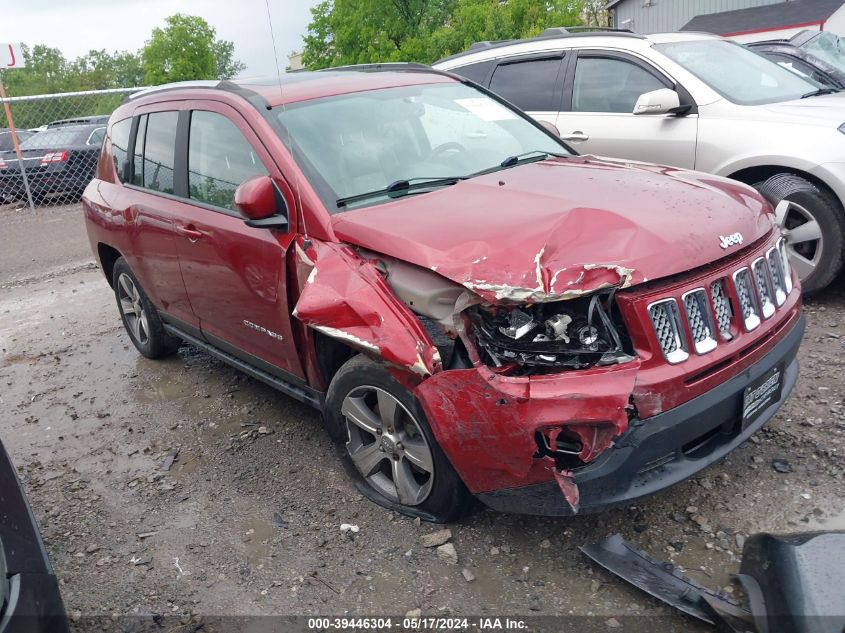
top-left (293, 238), bottom-right (442, 378)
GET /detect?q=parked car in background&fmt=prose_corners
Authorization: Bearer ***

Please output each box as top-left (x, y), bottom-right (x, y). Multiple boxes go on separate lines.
top-left (0, 438), bottom-right (68, 633)
top-left (82, 71), bottom-right (802, 520)
top-left (435, 29), bottom-right (845, 293)
top-left (750, 30), bottom-right (845, 90)
top-left (0, 123), bottom-right (106, 204)
top-left (0, 128), bottom-right (34, 152)
top-left (46, 114), bottom-right (111, 129)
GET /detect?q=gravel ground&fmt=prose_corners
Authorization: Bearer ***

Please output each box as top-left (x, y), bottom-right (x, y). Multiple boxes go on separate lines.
top-left (1, 203), bottom-right (843, 631)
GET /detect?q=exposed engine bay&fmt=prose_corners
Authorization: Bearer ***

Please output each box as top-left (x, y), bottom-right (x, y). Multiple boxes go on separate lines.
top-left (468, 290), bottom-right (634, 372)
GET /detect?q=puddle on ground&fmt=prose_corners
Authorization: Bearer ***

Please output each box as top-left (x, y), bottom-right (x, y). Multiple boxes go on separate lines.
top-left (238, 518), bottom-right (277, 566)
top-left (135, 375), bottom-right (195, 404)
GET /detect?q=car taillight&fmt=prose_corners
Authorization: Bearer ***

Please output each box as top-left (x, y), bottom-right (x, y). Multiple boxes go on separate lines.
top-left (40, 151), bottom-right (68, 164)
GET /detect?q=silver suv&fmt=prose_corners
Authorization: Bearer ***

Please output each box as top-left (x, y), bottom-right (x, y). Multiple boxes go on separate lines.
top-left (435, 30), bottom-right (845, 293)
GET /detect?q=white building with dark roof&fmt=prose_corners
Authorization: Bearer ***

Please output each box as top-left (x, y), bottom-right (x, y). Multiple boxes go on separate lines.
top-left (608, 0), bottom-right (845, 41)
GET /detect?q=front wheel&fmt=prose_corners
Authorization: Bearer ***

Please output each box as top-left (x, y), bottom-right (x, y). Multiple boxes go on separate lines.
top-left (324, 355), bottom-right (471, 522)
top-left (755, 174), bottom-right (845, 294)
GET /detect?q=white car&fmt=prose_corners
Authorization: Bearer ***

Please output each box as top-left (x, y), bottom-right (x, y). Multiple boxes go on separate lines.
top-left (434, 30), bottom-right (845, 293)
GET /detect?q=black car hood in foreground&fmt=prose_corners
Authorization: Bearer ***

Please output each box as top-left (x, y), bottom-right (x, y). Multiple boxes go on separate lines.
top-left (0, 439), bottom-right (68, 633)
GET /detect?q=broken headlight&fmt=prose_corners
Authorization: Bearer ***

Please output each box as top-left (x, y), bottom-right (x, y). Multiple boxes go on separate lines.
top-left (469, 290), bottom-right (634, 372)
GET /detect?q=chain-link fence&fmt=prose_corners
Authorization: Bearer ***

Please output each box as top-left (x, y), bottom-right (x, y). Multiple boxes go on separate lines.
top-left (0, 87), bottom-right (142, 211)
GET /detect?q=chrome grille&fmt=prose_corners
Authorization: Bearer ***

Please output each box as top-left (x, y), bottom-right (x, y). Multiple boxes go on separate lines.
top-left (682, 289), bottom-right (717, 354)
top-left (732, 268), bottom-right (761, 332)
top-left (646, 242), bottom-right (793, 364)
top-left (710, 279), bottom-right (733, 340)
top-left (648, 299), bottom-right (689, 364)
top-left (766, 247), bottom-right (787, 307)
top-left (753, 257), bottom-right (776, 319)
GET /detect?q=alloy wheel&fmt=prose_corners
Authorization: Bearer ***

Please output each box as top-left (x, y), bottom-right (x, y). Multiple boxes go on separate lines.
top-left (341, 386), bottom-right (434, 506)
top-left (117, 273), bottom-right (150, 346)
top-left (774, 199), bottom-right (823, 282)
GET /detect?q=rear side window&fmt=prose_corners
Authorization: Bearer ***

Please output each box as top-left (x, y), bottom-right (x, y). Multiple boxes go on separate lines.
top-left (573, 56), bottom-right (666, 113)
top-left (109, 118), bottom-right (131, 183)
top-left (187, 110), bottom-right (268, 211)
top-left (142, 111), bottom-right (179, 194)
top-left (132, 115), bottom-right (147, 186)
top-left (489, 58), bottom-right (562, 111)
top-left (450, 60), bottom-right (494, 85)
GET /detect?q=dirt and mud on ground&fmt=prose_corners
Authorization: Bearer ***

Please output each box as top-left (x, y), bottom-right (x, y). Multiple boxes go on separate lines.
top-left (1, 203), bottom-right (843, 631)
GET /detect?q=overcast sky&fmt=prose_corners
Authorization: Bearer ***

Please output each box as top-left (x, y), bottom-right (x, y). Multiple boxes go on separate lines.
top-left (0, 0), bottom-right (319, 79)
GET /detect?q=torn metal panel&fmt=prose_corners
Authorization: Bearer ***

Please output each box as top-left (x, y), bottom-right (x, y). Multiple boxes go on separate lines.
top-left (293, 239), bottom-right (441, 377)
top-left (413, 361), bottom-right (639, 495)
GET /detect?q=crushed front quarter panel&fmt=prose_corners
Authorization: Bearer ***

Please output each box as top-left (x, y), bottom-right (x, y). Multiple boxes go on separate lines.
top-left (292, 239), bottom-right (441, 378)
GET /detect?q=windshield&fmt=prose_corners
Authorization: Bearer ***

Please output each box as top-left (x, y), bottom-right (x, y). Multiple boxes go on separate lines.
top-left (275, 82), bottom-right (569, 211)
top-left (656, 39), bottom-right (819, 105)
top-left (801, 32), bottom-right (845, 72)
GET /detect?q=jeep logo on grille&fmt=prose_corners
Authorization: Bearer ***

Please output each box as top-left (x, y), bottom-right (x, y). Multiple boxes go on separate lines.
top-left (719, 232), bottom-right (744, 249)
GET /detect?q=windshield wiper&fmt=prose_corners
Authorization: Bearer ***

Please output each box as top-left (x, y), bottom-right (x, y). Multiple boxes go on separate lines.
top-left (336, 176), bottom-right (467, 208)
top-left (498, 150), bottom-right (568, 169)
top-left (801, 87), bottom-right (841, 98)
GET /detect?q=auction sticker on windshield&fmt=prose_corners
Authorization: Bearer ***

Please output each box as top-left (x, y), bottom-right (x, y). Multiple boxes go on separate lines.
top-left (456, 97), bottom-right (516, 121)
top-left (742, 363), bottom-right (783, 430)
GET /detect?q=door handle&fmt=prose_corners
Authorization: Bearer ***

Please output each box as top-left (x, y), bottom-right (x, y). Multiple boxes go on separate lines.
top-left (562, 131), bottom-right (589, 142)
top-left (176, 224), bottom-right (204, 242)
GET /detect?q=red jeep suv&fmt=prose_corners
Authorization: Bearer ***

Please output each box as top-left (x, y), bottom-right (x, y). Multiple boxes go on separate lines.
top-left (82, 66), bottom-right (803, 521)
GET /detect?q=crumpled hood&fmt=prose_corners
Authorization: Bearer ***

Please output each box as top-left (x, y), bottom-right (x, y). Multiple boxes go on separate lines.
top-left (332, 156), bottom-right (774, 303)
top-left (762, 92), bottom-right (845, 126)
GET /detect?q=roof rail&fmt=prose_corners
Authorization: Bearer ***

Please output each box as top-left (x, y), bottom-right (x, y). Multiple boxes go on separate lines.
top-left (127, 80), bottom-right (220, 101)
top-left (541, 26), bottom-right (633, 36)
top-left (319, 62), bottom-right (432, 72)
top-left (437, 29), bottom-right (644, 65)
top-left (468, 40), bottom-right (512, 51)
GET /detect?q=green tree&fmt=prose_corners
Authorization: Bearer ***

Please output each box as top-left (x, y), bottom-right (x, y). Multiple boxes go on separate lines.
top-left (0, 45), bottom-right (72, 96)
top-left (211, 40), bottom-right (247, 80)
top-left (302, 0), bottom-right (457, 69)
top-left (302, 0), bottom-right (586, 68)
top-left (142, 14), bottom-right (244, 84)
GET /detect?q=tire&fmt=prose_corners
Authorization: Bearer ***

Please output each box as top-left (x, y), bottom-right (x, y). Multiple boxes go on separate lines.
top-left (112, 257), bottom-right (181, 359)
top-left (755, 174), bottom-right (845, 294)
top-left (324, 355), bottom-right (471, 522)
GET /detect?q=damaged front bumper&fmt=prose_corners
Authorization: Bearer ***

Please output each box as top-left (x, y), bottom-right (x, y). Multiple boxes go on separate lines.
top-left (433, 311), bottom-right (804, 516)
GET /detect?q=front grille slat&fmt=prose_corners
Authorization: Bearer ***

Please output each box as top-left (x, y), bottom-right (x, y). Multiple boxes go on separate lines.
top-left (777, 237), bottom-right (794, 294)
top-left (710, 279), bottom-right (733, 340)
top-left (648, 299), bottom-right (689, 364)
top-left (682, 289), bottom-right (717, 354)
top-left (766, 247), bottom-right (787, 307)
top-left (752, 257), bottom-right (776, 319)
top-left (732, 267), bottom-right (761, 332)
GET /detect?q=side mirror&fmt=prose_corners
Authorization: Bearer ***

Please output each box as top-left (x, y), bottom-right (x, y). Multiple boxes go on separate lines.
top-left (538, 120), bottom-right (561, 137)
top-left (632, 88), bottom-right (682, 115)
top-left (234, 175), bottom-right (289, 229)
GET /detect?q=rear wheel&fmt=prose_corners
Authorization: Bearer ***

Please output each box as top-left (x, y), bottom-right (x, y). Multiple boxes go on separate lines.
top-left (324, 355), bottom-right (471, 522)
top-left (112, 257), bottom-right (181, 359)
top-left (755, 174), bottom-right (845, 294)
